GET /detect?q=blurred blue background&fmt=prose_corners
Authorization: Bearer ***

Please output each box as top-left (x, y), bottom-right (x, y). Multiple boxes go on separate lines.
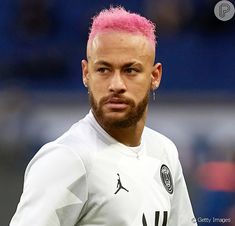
top-left (0, 0), bottom-right (234, 225)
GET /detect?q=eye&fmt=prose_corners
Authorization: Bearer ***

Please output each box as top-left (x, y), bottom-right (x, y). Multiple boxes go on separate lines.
top-left (97, 67), bottom-right (109, 73)
top-left (124, 68), bottom-right (139, 74)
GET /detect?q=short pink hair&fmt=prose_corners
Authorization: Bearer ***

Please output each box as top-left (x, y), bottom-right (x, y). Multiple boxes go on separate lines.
top-left (88, 7), bottom-right (156, 47)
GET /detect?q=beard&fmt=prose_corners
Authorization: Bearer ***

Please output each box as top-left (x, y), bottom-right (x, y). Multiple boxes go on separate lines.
top-left (89, 90), bottom-right (149, 129)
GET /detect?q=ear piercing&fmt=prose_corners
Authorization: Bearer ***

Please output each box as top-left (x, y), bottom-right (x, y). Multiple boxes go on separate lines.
top-left (153, 89), bottom-right (156, 101)
top-left (152, 85), bottom-right (158, 101)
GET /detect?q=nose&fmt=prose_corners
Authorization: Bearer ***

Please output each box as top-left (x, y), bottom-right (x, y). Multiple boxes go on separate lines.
top-left (108, 71), bottom-right (127, 94)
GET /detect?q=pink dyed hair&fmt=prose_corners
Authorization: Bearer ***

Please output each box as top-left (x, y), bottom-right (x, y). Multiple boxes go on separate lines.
top-left (88, 7), bottom-right (156, 47)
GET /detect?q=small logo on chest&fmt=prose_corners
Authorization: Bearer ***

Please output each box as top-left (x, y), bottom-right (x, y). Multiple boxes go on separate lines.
top-left (160, 164), bottom-right (174, 194)
top-left (114, 173), bottom-right (129, 194)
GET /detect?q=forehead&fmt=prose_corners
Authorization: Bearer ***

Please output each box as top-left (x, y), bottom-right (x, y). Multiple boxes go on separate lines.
top-left (87, 32), bottom-right (155, 64)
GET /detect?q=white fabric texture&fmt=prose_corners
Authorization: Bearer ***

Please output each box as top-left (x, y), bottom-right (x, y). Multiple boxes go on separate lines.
top-left (10, 111), bottom-right (197, 226)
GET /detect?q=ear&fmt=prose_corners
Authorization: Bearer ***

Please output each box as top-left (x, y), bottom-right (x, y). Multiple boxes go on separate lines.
top-left (151, 63), bottom-right (162, 91)
top-left (81, 59), bottom-right (89, 88)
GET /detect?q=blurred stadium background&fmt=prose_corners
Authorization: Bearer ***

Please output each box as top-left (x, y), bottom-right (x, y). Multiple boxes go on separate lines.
top-left (0, 0), bottom-right (234, 225)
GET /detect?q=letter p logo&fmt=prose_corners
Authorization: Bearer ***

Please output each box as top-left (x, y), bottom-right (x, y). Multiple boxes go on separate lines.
top-left (214, 0), bottom-right (235, 21)
top-left (219, 3), bottom-right (230, 18)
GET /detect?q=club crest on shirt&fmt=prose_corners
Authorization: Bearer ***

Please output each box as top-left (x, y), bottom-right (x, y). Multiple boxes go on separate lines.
top-left (160, 164), bottom-right (173, 194)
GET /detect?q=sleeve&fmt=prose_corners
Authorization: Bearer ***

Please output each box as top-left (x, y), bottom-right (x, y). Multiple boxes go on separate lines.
top-left (9, 144), bottom-right (88, 226)
top-left (168, 159), bottom-right (198, 226)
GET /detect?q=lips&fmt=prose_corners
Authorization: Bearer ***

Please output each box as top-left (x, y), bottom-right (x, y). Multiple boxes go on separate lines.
top-left (104, 97), bottom-right (129, 110)
top-left (107, 98), bottom-right (126, 104)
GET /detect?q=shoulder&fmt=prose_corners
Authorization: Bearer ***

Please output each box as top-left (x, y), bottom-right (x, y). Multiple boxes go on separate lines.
top-left (26, 114), bottom-right (98, 179)
top-left (143, 126), bottom-right (179, 169)
top-left (143, 126), bottom-right (178, 154)
top-left (24, 141), bottom-right (87, 191)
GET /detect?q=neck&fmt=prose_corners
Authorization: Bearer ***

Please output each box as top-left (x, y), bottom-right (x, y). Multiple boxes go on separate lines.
top-left (105, 120), bottom-right (145, 147)
top-left (94, 110), bottom-right (147, 147)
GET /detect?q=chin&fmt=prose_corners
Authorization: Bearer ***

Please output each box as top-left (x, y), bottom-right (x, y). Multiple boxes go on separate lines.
top-left (103, 110), bottom-right (129, 120)
top-left (100, 109), bottom-right (141, 128)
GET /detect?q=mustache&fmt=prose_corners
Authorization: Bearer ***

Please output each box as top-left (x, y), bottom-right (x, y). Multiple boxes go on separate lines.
top-left (100, 94), bottom-right (134, 105)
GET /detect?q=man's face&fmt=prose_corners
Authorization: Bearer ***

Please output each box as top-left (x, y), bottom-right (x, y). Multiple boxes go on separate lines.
top-left (82, 32), bottom-right (162, 129)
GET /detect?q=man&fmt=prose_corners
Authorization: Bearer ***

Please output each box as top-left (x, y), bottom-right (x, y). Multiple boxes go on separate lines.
top-left (10, 7), bottom-right (197, 226)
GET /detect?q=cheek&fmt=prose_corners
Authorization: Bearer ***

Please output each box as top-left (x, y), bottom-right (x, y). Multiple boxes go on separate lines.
top-left (136, 85), bottom-right (150, 98)
top-left (89, 79), bottom-right (107, 100)
top-left (128, 77), bottom-right (151, 97)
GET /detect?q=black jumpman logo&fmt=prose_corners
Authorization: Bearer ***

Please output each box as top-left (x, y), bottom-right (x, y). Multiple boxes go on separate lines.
top-left (114, 173), bottom-right (129, 194)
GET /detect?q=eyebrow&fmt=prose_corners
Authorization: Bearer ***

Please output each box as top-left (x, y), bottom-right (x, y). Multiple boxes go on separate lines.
top-left (94, 60), bottom-right (112, 67)
top-left (93, 60), bottom-right (143, 68)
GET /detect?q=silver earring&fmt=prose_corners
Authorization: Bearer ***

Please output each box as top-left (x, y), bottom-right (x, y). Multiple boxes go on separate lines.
top-left (153, 89), bottom-right (156, 101)
top-left (86, 85), bottom-right (89, 94)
